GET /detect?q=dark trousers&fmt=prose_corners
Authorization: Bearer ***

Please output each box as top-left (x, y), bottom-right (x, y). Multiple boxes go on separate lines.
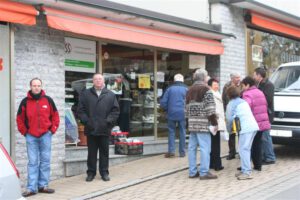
top-left (228, 134), bottom-right (236, 157)
top-left (87, 135), bottom-right (109, 177)
top-left (251, 131), bottom-right (262, 169)
top-left (210, 131), bottom-right (222, 169)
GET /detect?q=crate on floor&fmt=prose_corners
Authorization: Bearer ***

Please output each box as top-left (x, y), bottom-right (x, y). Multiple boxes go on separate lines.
top-left (111, 131), bottom-right (129, 144)
top-left (115, 141), bottom-right (143, 155)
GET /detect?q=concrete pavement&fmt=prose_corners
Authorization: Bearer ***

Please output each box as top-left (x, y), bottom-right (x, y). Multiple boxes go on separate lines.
top-left (27, 139), bottom-right (231, 200)
top-left (96, 144), bottom-right (300, 200)
top-left (26, 142), bottom-right (300, 200)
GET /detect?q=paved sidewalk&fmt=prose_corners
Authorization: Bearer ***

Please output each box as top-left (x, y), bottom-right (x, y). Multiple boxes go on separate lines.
top-left (97, 145), bottom-right (300, 200)
top-left (27, 154), bottom-right (191, 200)
top-left (27, 140), bottom-right (230, 200)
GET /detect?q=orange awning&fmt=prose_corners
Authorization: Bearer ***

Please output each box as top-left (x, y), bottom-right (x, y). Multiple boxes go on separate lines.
top-left (0, 1), bottom-right (38, 25)
top-left (43, 7), bottom-right (224, 55)
top-left (251, 12), bottom-right (300, 39)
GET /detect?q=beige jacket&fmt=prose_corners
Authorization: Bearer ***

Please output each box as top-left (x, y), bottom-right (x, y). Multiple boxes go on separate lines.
top-left (212, 90), bottom-right (227, 131)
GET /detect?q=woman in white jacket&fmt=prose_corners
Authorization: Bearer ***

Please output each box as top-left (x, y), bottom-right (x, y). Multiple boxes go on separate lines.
top-left (208, 78), bottom-right (227, 171)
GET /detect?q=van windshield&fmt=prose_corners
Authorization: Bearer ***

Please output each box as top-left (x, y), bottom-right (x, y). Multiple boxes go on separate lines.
top-left (270, 65), bottom-right (300, 93)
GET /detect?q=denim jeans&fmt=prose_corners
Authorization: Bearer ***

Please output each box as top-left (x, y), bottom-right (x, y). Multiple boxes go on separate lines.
top-left (167, 119), bottom-right (186, 156)
top-left (188, 132), bottom-right (211, 176)
top-left (238, 131), bottom-right (256, 175)
top-left (261, 130), bottom-right (276, 162)
top-left (26, 131), bottom-right (52, 192)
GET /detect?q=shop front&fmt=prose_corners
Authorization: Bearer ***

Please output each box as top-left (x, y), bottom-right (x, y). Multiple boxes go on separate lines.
top-left (43, 4), bottom-right (228, 142)
top-left (64, 38), bottom-right (221, 141)
top-left (231, 1), bottom-right (300, 76)
top-left (1, 0), bottom-right (233, 181)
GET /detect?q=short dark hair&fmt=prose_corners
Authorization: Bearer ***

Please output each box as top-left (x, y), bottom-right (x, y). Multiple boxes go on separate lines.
top-left (227, 86), bottom-right (240, 100)
top-left (30, 77), bottom-right (42, 86)
top-left (241, 76), bottom-right (255, 87)
top-left (207, 78), bottom-right (219, 87)
top-left (254, 67), bottom-right (266, 78)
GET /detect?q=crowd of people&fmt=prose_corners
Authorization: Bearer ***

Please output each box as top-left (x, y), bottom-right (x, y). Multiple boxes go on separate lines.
top-left (17, 68), bottom-right (277, 197)
top-left (162, 67), bottom-right (276, 180)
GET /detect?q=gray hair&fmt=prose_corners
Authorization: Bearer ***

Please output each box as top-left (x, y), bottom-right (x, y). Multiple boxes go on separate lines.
top-left (230, 72), bottom-right (240, 79)
top-left (174, 74), bottom-right (184, 82)
top-left (193, 68), bottom-right (208, 82)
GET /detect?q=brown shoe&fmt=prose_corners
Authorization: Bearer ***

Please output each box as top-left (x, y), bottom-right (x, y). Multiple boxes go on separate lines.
top-left (38, 186), bottom-right (55, 194)
top-left (22, 190), bottom-right (37, 197)
top-left (164, 153), bottom-right (175, 158)
top-left (199, 172), bottom-right (218, 180)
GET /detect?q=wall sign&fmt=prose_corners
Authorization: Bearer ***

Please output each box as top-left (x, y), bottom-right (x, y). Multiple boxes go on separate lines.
top-left (65, 37), bottom-right (96, 73)
top-left (252, 45), bottom-right (263, 62)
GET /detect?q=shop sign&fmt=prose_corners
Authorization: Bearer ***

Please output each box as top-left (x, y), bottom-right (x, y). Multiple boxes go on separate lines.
top-left (138, 74), bottom-right (151, 89)
top-left (157, 71), bottom-right (165, 82)
top-left (252, 45), bottom-right (263, 62)
top-left (64, 37), bottom-right (96, 73)
top-left (189, 55), bottom-right (205, 69)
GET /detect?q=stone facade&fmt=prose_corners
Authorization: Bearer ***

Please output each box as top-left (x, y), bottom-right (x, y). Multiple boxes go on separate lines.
top-left (13, 16), bottom-right (65, 187)
top-left (211, 3), bottom-right (246, 90)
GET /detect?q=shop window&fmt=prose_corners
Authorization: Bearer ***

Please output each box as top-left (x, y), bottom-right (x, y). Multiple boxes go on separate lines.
top-left (156, 52), bottom-right (195, 138)
top-left (247, 29), bottom-right (300, 76)
top-left (102, 44), bottom-right (155, 137)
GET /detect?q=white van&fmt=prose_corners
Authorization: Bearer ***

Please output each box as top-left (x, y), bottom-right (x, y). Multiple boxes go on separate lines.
top-left (269, 61), bottom-right (300, 144)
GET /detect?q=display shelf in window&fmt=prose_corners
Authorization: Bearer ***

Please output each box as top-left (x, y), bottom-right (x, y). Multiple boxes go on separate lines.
top-left (131, 104), bottom-right (143, 107)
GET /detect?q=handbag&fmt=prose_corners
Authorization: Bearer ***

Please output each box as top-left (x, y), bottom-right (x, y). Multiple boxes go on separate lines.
top-left (231, 117), bottom-right (241, 134)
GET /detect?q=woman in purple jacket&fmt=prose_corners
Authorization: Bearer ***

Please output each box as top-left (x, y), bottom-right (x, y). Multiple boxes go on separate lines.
top-left (241, 76), bottom-right (271, 171)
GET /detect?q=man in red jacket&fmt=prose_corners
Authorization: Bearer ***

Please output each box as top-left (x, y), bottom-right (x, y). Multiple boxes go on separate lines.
top-left (16, 78), bottom-right (60, 197)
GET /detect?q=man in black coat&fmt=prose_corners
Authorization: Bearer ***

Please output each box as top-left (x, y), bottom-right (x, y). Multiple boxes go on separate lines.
top-left (78, 73), bottom-right (120, 182)
top-left (253, 67), bottom-right (276, 165)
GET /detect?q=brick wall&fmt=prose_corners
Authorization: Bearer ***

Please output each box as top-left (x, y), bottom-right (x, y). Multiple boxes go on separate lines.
top-left (211, 3), bottom-right (246, 90)
top-left (14, 16), bottom-right (65, 187)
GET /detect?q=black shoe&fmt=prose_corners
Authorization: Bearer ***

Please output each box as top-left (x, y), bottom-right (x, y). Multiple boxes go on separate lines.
top-left (226, 155), bottom-right (235, 160)
top-left (215, 166), bottom-right (224, 171)
top-left (189, 172), bottom-right (199, 178)
top-left (22, 190), bottom-right (37, 197)
top-left (86, 174), bottom-right (95, 182)
top-left (254, 166), bottom-right (262, 171)
top-left (101, 174), bottom-right (110, 181)
top-left (262, 161), bottom-right (275, 165)
top-left (38, 187), bottom-right (55, 194)
top-left (237, 167), bottom-right (241, 171)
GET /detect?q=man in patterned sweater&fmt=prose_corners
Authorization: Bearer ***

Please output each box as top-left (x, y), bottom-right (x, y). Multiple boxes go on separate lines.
top-left (186, 69), bottom-right (218, 180)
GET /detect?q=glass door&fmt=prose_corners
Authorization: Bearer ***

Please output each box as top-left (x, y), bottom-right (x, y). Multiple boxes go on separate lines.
top-left (102, 44), bottom-right (155, 137)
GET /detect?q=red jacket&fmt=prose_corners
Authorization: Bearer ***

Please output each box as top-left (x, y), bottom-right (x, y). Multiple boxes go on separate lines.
top-left (16, 90), bottom-right (60, 137)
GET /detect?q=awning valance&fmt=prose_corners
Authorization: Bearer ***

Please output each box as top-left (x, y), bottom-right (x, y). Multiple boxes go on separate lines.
top-left (0, 1), bottom-right (38, 25)
top-left (250, 12), bottom-right (300, 40)
top-left (43, 7), bottom-right (224, 55)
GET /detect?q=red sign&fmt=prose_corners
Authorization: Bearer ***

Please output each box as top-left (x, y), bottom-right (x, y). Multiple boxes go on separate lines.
top-left (0, 58), bottom-right (3, 71)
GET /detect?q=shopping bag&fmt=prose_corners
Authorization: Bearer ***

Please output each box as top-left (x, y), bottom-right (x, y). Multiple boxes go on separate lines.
top-left (221, 131), bottom-right (229, 141)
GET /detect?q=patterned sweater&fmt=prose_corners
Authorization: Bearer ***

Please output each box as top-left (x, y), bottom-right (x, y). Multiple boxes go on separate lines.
top-left (185, 81), bottom-right (217, 133)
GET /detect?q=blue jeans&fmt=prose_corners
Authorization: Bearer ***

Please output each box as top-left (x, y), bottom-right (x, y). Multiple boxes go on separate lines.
top-left (26, 131), bottom-right (52, 192)
top-left (239, 131), bottom-right (256, 175)
top-left (188, 132), bottom-right (211, 176)
top-left (167, 119), bottom-right (186, 156)
top-left (261, 130), bottom-right (276, 162)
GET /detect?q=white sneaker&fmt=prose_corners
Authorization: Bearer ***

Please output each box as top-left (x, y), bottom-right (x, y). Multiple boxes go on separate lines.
top-left (237, 173), bottom-right (253, 180)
